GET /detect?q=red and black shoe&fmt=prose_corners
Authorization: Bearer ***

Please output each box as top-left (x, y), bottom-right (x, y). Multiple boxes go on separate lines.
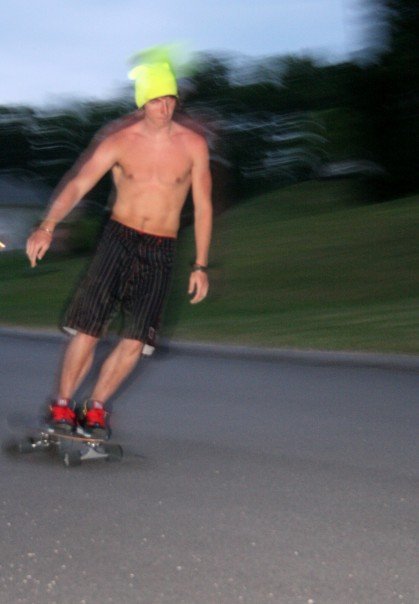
top-left (77, 400), bottom-right (110, 439)
top-left (48, 398), bottom-right (76, 433)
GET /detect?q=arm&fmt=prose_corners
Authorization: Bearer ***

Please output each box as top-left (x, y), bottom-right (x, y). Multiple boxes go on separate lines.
top-left (188, 136), bottom-right (213, 304)
top-left (26, 133), bottom-right (117, 267)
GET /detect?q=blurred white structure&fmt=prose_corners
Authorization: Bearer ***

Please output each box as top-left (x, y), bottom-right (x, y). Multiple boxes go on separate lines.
top-left (0, 174), bottom-right (50, 251)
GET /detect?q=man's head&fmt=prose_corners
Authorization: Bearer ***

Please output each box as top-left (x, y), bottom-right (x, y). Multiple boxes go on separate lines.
top-left (143, 94), bottom-right (177, 126)
top-left (128, 61), bottom-right (178, 109)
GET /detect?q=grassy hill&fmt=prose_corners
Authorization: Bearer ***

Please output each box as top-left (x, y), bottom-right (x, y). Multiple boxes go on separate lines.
top-left (1, 180), bottom-right (418, 354)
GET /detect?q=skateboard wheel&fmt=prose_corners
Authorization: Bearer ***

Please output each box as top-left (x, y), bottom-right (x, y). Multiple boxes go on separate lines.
top-left (62, 450), bottom-right (82, 467)
top-left (104, 444), bottom-right (123, 462)
top-left (18, 438), bottom-right (35, 454)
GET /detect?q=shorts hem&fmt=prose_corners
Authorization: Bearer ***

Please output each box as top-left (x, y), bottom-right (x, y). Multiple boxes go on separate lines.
top-left (61, 325), bottom-right (103, 339)
top-left (119, 332), bottom-right (147, 343)
top-left (62, 324), bottom-right (150, 344)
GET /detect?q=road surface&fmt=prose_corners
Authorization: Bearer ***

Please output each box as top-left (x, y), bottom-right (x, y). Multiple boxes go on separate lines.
top-left (0, 334), bottom-right (418, 604)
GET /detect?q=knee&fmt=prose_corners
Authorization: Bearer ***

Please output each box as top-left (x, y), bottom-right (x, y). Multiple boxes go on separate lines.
top-left (73, 332), bottom-right (99, 352)
top-left (120, 338), bottom-right (143, 357)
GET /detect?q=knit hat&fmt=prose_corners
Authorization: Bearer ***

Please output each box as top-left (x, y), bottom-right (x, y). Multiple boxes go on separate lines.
top-left (128, 45), bottom-right (183, 108)
top-left (128, 61), bottom-right (178, 108)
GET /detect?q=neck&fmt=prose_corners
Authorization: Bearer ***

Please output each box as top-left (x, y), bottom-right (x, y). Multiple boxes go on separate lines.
top-left (143, 116), bottom-right (174, 137)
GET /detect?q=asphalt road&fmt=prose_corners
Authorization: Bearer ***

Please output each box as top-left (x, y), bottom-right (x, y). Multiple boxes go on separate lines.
top-left (0, 334), bottom-right (418, 604)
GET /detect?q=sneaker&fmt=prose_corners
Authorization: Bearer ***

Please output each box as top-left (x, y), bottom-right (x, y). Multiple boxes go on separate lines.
top-left (48, 398), bottom-right (76, 433)
top-left (78, 400), bottom-right (110, 439)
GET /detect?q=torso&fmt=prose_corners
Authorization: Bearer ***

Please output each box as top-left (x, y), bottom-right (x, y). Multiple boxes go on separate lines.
top-left (107, 117), bottom-right (198, 237)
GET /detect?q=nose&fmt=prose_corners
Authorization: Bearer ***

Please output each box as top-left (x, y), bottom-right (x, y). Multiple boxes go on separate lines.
top-left (161, 99), bottom-right (170, 116)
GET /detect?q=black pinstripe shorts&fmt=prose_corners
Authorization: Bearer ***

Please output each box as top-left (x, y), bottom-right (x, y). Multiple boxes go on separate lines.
top-left (62, 219), bottom-right (176, 342)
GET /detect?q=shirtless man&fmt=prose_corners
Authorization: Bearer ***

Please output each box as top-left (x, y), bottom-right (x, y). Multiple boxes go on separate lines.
top-left (26, 61), bottom-right (212, 437)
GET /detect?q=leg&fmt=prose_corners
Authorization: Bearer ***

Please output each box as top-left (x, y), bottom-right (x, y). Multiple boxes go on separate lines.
top-left (59, 332), bottom-right (99, 399)
top-left (48, 332), bottom-right (98, 432)
top-left (90, 338), bottom-right (144, 404)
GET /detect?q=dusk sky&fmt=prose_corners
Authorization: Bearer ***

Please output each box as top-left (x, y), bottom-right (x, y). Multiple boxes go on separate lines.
top-left (2, 0), bottom-right (364, 107)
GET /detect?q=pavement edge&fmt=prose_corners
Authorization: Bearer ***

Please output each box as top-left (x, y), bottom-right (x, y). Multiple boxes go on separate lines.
top-left (1, 326), bottom-right (418, 373)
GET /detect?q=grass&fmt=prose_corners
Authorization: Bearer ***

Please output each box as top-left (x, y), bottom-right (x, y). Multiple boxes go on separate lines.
top-left (1, 180), bottom-right (418, 354)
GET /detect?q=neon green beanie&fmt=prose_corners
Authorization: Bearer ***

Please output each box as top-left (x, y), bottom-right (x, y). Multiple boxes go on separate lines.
top-left (128, 62), bottom-right (178, 108)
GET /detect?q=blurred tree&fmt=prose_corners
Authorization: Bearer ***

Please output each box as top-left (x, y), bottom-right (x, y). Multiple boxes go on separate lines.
top-left (5, 32), bottom-right (416, 214)
top-left (354, 0), bottom-right (419, 198)
top-left (30, 101), bottom-right (133, 209)
top-left (0, 107), bottom-right (34, 176)
top-left (0, 52), bottom-right (363, 210)
top-left (183, 53), bottom-right (339, 197)
top-left (189, 53), bottom-right (231, 100)
top-left (2, 100), bottom-right (131, 209)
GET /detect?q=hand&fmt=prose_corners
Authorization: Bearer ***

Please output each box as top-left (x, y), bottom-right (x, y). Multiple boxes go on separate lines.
top-left (26, 229), bottom-right (52, 267)
top-left (188, 270), bottom-right (209, 304)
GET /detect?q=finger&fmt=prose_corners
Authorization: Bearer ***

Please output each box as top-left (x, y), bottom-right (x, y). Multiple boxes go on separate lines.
top-left (37, 245), bottom-right (46, 261)
top-left (190, 285), bottom-right (208, 304)
top-left (26, 237), bottom-right (38, 267)
top-left (29, 243), bottom-right (44, 267)
top-left (27, 245), bottom-right (37, 267)
top-left (189, 280), bottom-right (199, 303)
top-left (188, 272), bottom-right (199, 294)
top-left (26, 237), bottom-right (33, 257)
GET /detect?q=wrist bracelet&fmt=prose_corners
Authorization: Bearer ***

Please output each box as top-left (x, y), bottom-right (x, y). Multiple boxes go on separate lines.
top-left (191, 263), bottom-right (208, 273)
top-left (37, 226), bottom-right (54, 235)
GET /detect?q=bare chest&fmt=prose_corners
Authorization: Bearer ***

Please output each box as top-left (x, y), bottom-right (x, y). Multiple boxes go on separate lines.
top-left (113, 136), bottom-right (192, 187)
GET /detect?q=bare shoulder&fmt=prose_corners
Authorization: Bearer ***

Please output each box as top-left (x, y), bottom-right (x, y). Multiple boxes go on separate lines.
top-left (174, 122), bottom-right (209, 156)
top-left (95, 112), bottom-right (140, 139)
top-left (90, 113), bottom-right (143, 151)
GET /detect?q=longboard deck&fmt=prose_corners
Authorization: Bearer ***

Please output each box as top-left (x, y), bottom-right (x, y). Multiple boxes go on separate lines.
top-left (7, 415), bottom-right (123, 466)
top-left (44, 428), bottom-right (107, 443)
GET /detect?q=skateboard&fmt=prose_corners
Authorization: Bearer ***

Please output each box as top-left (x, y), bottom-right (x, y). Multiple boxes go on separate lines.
top-left (15, 425), bottom-right (123, 467)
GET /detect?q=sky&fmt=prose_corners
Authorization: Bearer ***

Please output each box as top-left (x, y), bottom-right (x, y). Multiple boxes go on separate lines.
top-left (2, 0), bottom-right (364, 108)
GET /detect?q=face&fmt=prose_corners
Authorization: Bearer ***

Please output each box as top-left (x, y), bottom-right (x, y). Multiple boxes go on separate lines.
top-left (143, 95), bottom-right (177, 125)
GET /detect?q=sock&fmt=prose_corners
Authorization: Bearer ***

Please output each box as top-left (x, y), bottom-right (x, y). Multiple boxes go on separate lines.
top-left (56, 398), bottom-right (71, 407)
